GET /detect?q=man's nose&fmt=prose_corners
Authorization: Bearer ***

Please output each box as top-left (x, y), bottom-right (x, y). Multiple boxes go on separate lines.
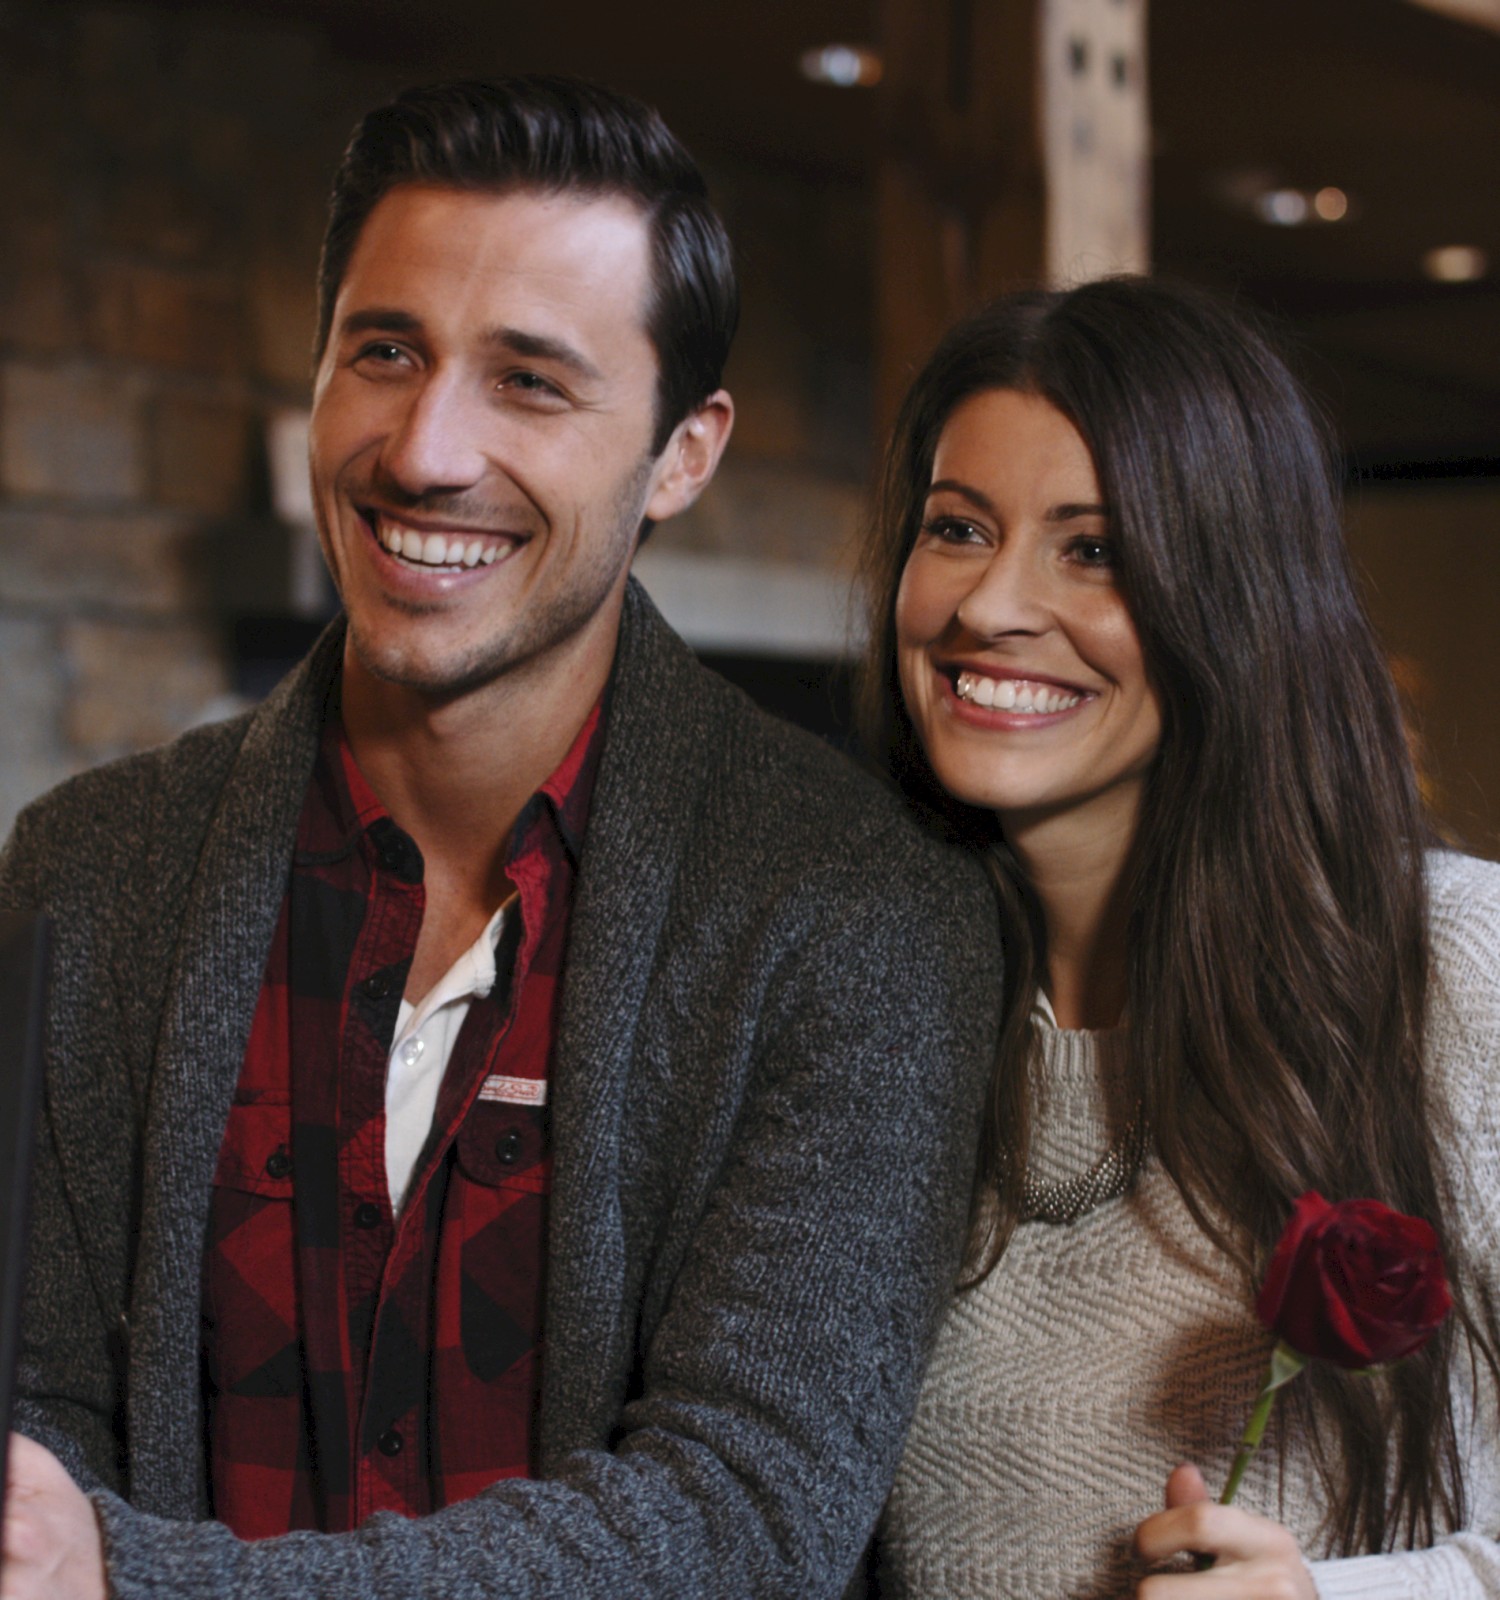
top-left (379, 373), bottom-right (491, 496)
top-left (954, 544), bottom-right (1049, 640)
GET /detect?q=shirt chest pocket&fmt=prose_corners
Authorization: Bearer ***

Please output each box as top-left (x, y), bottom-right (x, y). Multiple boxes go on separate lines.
top-left (454, 1100), bottom-right (550, 1197)
top-left (203, 1099), bottom-right (298, 1395)
top-left (213, 1098), bottom-right (296, 1198)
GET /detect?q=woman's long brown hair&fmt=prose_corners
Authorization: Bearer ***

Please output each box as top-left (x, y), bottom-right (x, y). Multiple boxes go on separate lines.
top-left (856, 277), bottom-right (1498, 1554)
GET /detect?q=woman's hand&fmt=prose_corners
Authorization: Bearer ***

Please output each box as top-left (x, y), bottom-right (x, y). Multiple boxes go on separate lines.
top-left (1134, 1464), bottom-right (1316, 1599)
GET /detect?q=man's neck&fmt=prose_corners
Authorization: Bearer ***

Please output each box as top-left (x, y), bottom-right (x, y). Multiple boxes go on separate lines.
top-left (337, 620), bottom-right (617, 997)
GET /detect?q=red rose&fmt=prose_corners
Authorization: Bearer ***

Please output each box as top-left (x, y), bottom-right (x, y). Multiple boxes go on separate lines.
top-left (1255, 1191), bottom-right (1452, 1369)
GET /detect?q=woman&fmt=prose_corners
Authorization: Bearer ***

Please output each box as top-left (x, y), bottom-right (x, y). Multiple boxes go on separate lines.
top-left (859, 277), bottom-right (1500, 1597)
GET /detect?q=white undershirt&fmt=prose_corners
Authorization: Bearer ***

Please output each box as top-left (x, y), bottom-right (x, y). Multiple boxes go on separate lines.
top-left (384, 898), bottom-right (514, 1212)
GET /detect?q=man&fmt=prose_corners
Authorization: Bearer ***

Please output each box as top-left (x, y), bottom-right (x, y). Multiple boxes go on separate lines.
top-left (0, 77), bottom-right (999, 1598)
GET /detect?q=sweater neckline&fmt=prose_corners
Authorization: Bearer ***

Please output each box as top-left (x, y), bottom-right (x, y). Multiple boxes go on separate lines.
top-left (1023, 1011), bottom-right (1141, 1191)
top-left (1029, 1002), bottom-right (1130, 1083)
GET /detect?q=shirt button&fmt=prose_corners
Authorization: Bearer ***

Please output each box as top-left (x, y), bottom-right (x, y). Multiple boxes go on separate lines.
top-left (264, 1146), bottom-right (291, 1181)
top-left (361, 972), bottom-right (393, 1002)
top-left (354, 1201), bottom-right (383, 1229)
top-left (401, 1037), bottom-right (425, 1067)
top-left (496, 1128), bottom-right (523, 1166)
top-left (377, 1428), bottom-right (404, 1457)
top-left (378, 841), bottom-right (407, 875)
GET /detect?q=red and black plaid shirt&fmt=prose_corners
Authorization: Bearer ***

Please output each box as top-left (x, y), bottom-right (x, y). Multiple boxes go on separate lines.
top-left (201, 697), bottom-right (602, 1538)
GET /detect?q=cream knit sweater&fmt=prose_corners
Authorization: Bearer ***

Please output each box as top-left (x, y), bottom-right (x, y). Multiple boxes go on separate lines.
top-left (882, 850), bottom-right (1500, 1599)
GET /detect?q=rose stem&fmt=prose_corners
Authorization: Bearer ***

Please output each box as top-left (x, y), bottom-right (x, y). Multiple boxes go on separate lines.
top-left (1221, 1341), bottom-right (1308, 1506)
top-left (1189, 1343), bottom-right (1307, 1570)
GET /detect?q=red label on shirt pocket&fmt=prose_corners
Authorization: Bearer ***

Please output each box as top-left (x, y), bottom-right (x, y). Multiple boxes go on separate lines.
top-left (213, 1098), bottom-right (296, 1198)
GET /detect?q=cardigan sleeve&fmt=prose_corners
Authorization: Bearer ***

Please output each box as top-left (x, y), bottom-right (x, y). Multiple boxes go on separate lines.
top-left (1, 801), bottom-right (131, 1495)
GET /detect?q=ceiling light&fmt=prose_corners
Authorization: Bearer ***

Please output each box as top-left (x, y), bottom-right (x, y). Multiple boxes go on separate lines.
top-left (1256, 189), bottom-right (1310, 227)
top-left (798, 44), bottom-right (883, 88)
top-left (1422, 245), bottom-right (1489, 282)
top-left (1216, 170), bottom-right (1356, 228)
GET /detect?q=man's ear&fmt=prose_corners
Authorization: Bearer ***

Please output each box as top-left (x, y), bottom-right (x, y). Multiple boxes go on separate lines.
top-left (643, 390), bottom-right (734, 525)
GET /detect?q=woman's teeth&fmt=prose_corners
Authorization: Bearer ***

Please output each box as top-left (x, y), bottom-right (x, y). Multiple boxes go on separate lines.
top-left (954, 670), bottom-right (1083, 714)
top-left (378, 522), bottom-right (501, 569)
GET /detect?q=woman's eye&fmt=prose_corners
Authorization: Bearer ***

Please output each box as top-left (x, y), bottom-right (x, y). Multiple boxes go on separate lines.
top-left (921, 516), bottom-right (984, 546)
top-left (1068, 536), bottom-right (1116, 570)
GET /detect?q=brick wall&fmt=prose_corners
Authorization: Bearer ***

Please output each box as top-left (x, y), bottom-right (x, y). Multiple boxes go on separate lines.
top-left (0, 1), bottom-right (393, 836)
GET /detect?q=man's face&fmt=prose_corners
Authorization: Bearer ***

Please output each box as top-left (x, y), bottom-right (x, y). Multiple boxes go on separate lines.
top-left (309, 183), bottom-right (675, 702)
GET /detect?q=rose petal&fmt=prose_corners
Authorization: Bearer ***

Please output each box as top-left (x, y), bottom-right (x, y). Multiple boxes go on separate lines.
top-left (1257, 1191), bottom-right (1451, 1370)
top-left (1255, 1190), bottom-right (1330, 1331)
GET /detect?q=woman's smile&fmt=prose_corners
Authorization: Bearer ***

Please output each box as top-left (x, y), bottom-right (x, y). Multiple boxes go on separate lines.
top-left (950, 669), bottom-right (1088, 716)
top-left (895, 387), bottom-right (1161, 848)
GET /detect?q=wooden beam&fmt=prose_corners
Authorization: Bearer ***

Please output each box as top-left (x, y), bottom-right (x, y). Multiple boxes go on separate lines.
top-left (874, 0), bottom-right (1150, 436)
top-left (1041, 0), bottom-right (1150, 286)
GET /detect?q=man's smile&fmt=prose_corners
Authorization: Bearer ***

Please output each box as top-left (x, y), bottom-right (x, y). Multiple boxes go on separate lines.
top-left (360, 509), bottom-right (527, 572)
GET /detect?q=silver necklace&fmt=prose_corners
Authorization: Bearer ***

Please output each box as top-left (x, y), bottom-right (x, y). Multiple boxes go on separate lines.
top-left (1015, 1107), bottom-right (1149, 1225)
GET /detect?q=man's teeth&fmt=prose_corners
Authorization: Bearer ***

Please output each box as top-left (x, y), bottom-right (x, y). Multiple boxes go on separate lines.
top-left (954, 671), bottom-right (1083, 714)
top-left (378, 522), bottom-right (501, 568)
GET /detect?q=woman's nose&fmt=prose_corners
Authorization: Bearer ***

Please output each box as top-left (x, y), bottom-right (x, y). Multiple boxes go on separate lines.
top-left (954, 545), bottom-right (1049, 639)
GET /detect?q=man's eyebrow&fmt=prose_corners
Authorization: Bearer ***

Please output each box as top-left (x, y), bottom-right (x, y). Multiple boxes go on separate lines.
top-left (333, 311), bottom-right (605, 385)
top-left (482, 325), bottom-right (604, 383)
top-left (337, 307), bottom-right (423, 339)
top-left (925, 480), bottom-right (1109, 521)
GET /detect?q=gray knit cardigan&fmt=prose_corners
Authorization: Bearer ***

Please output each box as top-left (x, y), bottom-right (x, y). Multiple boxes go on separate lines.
top-left (0, 581), bottom-right (1001, 1599)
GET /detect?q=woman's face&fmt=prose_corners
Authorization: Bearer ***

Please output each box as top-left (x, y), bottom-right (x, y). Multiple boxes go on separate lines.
top-left (895, 388), bottom-right (1162, 852)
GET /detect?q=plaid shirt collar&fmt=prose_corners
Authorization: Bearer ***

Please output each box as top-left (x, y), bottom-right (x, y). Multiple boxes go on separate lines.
top-left (302, 680), bottom-right (603, 876)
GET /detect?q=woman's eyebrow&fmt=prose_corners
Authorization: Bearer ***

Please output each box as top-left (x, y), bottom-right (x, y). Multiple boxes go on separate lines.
top-left (926, 478), bottom-right (996, 514)
top-left (925, 480), bottom-right (1110, 523)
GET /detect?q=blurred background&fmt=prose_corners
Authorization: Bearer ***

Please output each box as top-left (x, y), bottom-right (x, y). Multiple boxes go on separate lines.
top-left (0, 0), bottom-right (1496, 845)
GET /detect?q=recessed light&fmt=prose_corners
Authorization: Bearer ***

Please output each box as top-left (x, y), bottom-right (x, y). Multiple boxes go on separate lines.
top-left (1220, 171), bottom-right (1355, 228)
top-left (798, 44), bottom-right (883, 88)
top-left (1256, 189), bottom-right (1310, 227)
top-left (1422, 245), bottom-right (1489, 282)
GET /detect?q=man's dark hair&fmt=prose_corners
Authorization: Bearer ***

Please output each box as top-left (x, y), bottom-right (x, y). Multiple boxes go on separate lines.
top-left (316, 76), bottom-right (739, 455)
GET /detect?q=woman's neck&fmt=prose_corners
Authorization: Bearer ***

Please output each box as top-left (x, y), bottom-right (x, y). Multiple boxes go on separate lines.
top-left (1006, 808), bottom-right (1137, 1030)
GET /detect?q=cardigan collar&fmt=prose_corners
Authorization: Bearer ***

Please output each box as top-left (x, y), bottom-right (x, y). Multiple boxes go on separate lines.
top-left (117, 578), bottom-right (718, 1504)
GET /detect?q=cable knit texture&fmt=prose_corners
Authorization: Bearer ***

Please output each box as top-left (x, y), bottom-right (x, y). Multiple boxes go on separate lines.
top-left (881, 849), bottom-right (1500, 1600)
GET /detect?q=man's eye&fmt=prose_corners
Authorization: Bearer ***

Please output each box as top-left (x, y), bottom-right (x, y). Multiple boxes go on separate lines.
top-left (354, 341), bottom-right (411, 368)
top-left (502, 371), bottom-right (564, 401)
